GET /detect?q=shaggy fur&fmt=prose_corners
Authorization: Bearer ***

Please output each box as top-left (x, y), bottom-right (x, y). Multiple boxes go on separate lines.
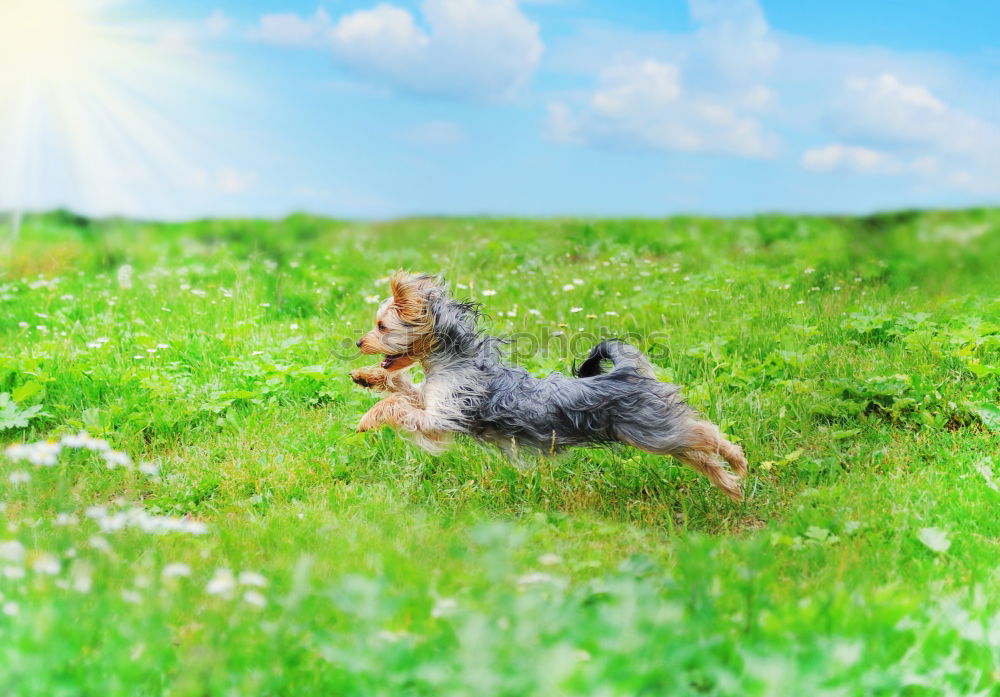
top-left (352, 272), bottom-right (748, 501)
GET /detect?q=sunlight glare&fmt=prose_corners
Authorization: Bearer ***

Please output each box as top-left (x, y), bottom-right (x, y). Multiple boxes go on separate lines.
top-left (0, 0), bottom-right (238, 219)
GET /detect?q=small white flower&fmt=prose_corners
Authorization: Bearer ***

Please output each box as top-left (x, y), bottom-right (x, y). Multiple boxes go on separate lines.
top-left (122, 589), bottom-right (142, 604)
top-left (89, 536), bottom-right (113, 553)
top-left (569, 307), bottom-right (583, 313)
top-left (538, 553), bottom-right (563, 566)
top-left (8, 471), bottom-right (30, 485)
top-left (117, 265), bottom-right (133, 289)
top-left (102, 450), bottom-right (132, 469)
top-left (604, 311), bottom-right (618, 316)
top-left (138, 461), bottom-right (160, 476)
top-left (481, 289), bottom-right (497, 296)
top-left (31, 553), bottom-right (60, 575)
top-left (562, 284), bottom-right (575, 291)
top-left (804, 268), bottom-right (815, 275)
top-left (364, 295), bottom-right (380, 304)
top-left (243, 590), bottom-right (267, 608)
top-left (0, 540), bottom-right (25, 564)
top-left (431, 597), bottom-right (458, 618)
top-left (162, 563), bottom-right (192, 578)
top-left (238, 571), bottom-right (267, 587)
top-left (206, 569), bottom-right (237, 596)
top-left (2, 601), bottom-right (18, 617)
top-left (54, 513), bottom-right (78, 526)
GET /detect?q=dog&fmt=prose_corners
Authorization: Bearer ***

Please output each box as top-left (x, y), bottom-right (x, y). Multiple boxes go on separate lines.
top-left (351, 272), bottom-right (748, 501)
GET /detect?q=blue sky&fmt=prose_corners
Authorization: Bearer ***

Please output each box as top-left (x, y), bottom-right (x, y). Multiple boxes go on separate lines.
top-left (2, 0), bottom-right (998, 219)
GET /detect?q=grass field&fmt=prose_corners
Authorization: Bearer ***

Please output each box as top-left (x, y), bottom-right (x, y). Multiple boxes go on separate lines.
top-left (1, 209), bottom-right (999, 695)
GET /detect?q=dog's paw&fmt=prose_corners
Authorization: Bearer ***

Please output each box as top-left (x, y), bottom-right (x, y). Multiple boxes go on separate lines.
top-left (356, 408), bottom-right (381, 432)
top-left (351, 366), bottom-right (385, 390)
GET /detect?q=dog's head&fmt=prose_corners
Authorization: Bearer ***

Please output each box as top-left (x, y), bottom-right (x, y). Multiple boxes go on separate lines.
top-left (356, 272), bottom-right (439, 370)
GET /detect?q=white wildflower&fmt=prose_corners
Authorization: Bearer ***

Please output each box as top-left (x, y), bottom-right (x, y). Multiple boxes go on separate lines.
top-left (243, 590), bottom-right (267, 608)
top-left (431, 597), bottom-right (458, 618)
top-left (102, 450), bottom-right (132, 469)
top-left (0, 540), bottom-right (25, 564)
top-left (117, 265), bottom-right (133, 289)
top-left (569, 307), bottom-right (583, 313)
top-left (31, 553), bottom-right (60, 575)
top-left (538, 553), bottom-right (563, 566)
top-left (562, 284), bottom-right (575, 291)
top-left (162, 563), bottom-right (192, 579)
top-left (2, 602), bottom-right (18, 617)
top-left (238, 571), bottom-right (267, 587)
top-left (206, 568), bottom-right (237, 596)
top-left (8, 471), bottom-right (30, 485)
top-left (54, 513), bottom-right (78, 526)
top-left (481, 289), bottom-right (497, 296)
top-left (89, 536), bottom-right (113, 553)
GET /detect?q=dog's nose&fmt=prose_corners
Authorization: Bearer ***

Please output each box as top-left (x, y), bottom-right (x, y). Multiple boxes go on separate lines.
top-left (356, 338), bottom-right (363, 348)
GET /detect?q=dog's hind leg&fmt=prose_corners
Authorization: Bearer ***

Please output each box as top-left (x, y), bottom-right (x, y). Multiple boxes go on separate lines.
top-left (619, 419), bottom-right (747, 501)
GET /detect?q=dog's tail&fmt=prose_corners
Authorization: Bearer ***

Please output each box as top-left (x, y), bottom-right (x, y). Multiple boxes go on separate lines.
top-left (574, 339), bottom-right (656, 378)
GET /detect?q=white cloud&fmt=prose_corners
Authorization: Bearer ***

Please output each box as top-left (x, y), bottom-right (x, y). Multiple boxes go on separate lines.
top-left (830, 73), bottom-right (1000, 158)
top-left (545, 0), bottom-right (780, 159)
top-left (801, 144), bottom-right (909, 175)
top-left (328, 0), bottom-right (542, 99)
top-left (548, 57), bottom-right (779, 158)
top-left (687, 0), bottom-right (778, 83)
top-left (248, 8), bottom-right (332, 48)
top-left (803, 73), bottom-right (1000, 193)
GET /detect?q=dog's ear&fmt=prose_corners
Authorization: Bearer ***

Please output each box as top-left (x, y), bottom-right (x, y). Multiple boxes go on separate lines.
top-left (390, 271), bottom-right (430, 322)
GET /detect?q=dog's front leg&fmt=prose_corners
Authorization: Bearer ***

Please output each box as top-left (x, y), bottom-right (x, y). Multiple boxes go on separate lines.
top-left (351, 366), bottom-right (420, 400)
top-left (356, 395), bottom-right (436, 434)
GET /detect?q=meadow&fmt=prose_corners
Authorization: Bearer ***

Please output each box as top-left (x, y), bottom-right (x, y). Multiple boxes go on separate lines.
top-left (1, 209), bottom-right (999, 696)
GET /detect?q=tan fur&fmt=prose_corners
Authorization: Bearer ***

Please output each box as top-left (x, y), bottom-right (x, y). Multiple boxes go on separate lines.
top-left (674, 421), bottom-right (747, 501)
top-left (356, 272), bottom-right (436, 366)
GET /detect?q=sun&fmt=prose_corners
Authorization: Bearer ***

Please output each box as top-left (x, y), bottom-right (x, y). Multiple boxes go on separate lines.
top-left (0, 0), bottom-right (236, 219)
top-left (0, 0), bottom-right (115, 85)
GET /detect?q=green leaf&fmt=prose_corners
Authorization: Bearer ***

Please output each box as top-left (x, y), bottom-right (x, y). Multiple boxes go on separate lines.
top-left (973, 403), bottom-right (1000, 432)
top-left (917, 527), bottom-right (951, 554)
top-left (0, 392), bottom-right (45, 431)
top-left (831, 428), bottom-right (860, 440)
top-left (11, 381), bottom-right (43, 402)
top-left (218, 390), bottom-right (257, 400)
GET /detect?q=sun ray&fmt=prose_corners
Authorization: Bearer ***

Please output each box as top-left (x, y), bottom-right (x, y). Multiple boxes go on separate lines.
top-left (0, 0), bottom-right (244, 220)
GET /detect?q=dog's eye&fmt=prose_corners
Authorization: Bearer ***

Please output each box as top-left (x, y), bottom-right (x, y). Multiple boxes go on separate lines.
top-left (377, 321), bottom-right (386, 331)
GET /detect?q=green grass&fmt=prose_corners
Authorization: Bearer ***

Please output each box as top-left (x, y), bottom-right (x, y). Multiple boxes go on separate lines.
top-left (1, 209), bottom-right (999, 695)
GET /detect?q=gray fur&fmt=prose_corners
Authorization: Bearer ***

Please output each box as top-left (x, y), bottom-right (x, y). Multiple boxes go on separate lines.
top-left (423, 291), bottom-right (701, 457)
